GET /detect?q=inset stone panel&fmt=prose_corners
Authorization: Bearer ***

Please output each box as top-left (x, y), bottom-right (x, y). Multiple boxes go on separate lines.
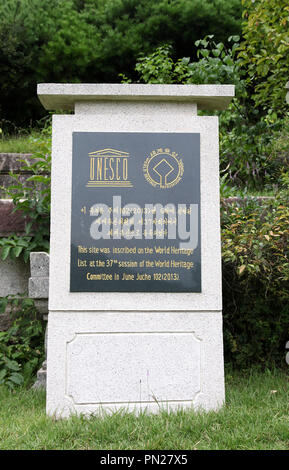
top-left (66, 332), bottom-right (201, 405)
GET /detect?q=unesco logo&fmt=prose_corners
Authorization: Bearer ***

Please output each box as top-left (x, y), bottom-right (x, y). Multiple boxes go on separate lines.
top-left (86, 148), bottom-right (133, 188)
top-left (143, 148), bottom-right (184, 189)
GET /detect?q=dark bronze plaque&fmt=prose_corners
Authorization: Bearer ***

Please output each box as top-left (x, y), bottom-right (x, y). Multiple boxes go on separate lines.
top-left (70, 132), bottom-right (201, 292)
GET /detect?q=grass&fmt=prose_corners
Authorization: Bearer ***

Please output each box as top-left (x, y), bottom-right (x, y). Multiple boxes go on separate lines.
top-left (0, 368), bottom-right (288, 450)
top-left (0, 133), bottom-right (45, 154)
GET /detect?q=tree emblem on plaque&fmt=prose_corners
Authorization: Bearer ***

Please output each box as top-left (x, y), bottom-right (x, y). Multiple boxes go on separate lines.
top-left (143, 148), bottom-right (184, 189)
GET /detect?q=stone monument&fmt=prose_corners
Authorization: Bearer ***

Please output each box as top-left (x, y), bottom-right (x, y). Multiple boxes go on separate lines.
top-left (37, 83), bottom-right (234, 418)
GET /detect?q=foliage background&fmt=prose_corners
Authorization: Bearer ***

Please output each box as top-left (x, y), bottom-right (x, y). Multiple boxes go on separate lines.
top-left (221, 195), bottom-right (289, 368)
top-left (239, 0), bottom-right (289, 116)
top-left (0, 297), bottom-right (45, 388)
top-left (0, 0), bottom-right (241, 127)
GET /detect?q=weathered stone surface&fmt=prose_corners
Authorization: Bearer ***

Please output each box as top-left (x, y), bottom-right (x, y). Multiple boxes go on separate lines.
top-left (29, 252), bottom-right (49, 301)
top-left (0, 199), bottom-right (27, 236)
top-left (28, 277), bottom-right (49, 299)
top-left (30, 252), bottom-right (49, 278)
top-left (0, 153), bottom-right (33, 172)
top-left (0, 153), bottom-right (40, 233)
top-left (0, 153), bottom-right (33, 198)
top-left (0, 153), bottom-right (49, 198)
top-left (0, 175), bottom-right (37, 199)
top-left (37, 83), bottom-right (235, 111)
top-left (29, 252), bottom-right (49, 389)
top-left (32, 360), bottom-right (47, 389)
top-left (0, 257), bottom-right (30, 297)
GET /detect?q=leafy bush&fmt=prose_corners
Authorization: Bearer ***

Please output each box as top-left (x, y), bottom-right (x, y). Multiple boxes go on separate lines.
top-left (134, 36), bottom-right (243, 91)
top-left (239, 0), bottom-right (289, 115)
top-left (221, 192), bottom-right (289, 368)
top-left (219, 109), bottom-right (289, 190)
top-left (0, 297), bottom-right (45, 388)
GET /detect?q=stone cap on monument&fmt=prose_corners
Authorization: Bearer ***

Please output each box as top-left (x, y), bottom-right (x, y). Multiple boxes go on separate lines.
top-left (37, 83), bottom-right (235, 111)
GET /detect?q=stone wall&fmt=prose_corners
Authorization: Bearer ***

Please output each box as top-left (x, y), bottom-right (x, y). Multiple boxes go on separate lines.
top-left (0, 153), bottom-right (36, 329)
top-left (0, 153), bottom-right (35, 199)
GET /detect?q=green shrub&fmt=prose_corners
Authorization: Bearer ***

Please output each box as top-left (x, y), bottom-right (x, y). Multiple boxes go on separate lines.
top-left (134, 36), bottom-right (243, 90)
top-left (221, 192), bottom-right (289, 368)
top-left (0, 297), bottom-right (45, 388)
top-left (219, 109), bottom-right (289, 190)
top-left (239, 0), bottom-right (289, 116)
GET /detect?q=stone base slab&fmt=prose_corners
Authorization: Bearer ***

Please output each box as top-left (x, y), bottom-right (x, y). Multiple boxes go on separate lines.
top-left (46, 311), bottom-right (225, 418)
